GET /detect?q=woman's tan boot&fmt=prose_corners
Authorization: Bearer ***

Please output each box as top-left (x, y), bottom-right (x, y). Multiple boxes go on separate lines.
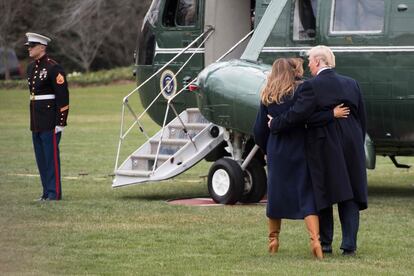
top-left (304, 215), bottom-right (323, 260)
top-left (268, 218), bottom-right (281, 254)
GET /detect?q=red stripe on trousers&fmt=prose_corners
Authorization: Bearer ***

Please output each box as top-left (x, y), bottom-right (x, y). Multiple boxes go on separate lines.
top-left (52, 132), bottom-right (60, 199)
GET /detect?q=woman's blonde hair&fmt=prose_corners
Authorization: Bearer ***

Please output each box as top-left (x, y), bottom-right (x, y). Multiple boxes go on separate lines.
top-left (288, 57), bottom-right (304, 79)
top-left (260, 58), bottom-right (299, 105)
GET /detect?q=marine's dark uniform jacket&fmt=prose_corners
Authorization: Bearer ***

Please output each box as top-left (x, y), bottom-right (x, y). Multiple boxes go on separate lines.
top-left (27, 54), bottom-right (69, 132)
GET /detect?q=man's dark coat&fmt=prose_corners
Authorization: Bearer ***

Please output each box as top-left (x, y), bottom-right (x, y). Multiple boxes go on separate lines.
top-left (270, 69), bottom-right (368, 211)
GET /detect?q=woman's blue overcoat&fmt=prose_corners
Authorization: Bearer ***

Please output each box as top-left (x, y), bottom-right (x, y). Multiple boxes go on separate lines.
top-left (254, 96), bottom-right (317, 219)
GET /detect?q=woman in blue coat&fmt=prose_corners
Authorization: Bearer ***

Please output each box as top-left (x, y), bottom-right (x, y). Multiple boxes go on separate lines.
top-left (253, 58), bottom-right (348, 259)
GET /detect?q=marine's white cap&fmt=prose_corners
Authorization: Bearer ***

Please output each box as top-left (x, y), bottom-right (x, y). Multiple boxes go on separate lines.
top-left (25, 32), bottom-right (51, 46)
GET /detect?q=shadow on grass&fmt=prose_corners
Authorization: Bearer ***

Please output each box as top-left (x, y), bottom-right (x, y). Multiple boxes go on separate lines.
top-left (120, 186), bottom-right (414, 201)
top-left (368, 185), bottom-right (414, 198)
top-left (119, 194), bottom-right (205, 201)
top-left (117, 191), bottom-right (209, 201)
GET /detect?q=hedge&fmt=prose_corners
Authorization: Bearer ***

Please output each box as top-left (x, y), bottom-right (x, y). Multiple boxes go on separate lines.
top-left (0, 66), bottom-right (136, 89)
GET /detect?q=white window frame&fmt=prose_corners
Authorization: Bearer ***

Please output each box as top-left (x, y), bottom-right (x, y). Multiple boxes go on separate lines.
top-left (329, 0), bottom-right (385, 35)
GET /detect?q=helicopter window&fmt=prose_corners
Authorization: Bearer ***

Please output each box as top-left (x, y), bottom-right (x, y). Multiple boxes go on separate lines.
top-left (176, 0), bottom-right (197, 26)
top-left (293, 0), bottom-right (317, 41)
top-left (162, 0), bottom-right (197, 27)
top-left (163, 0), bottom-right (178, 27)
top-left (331, 0), bottom-right (385, 33)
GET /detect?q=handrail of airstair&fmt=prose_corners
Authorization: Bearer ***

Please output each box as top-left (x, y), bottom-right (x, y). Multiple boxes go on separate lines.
top-left (166, 29), bottom-right (255, 108)
top-left (149, 30), bottom-right (255, 172)
top-left (216, 30), bottom-right (254, 63)
top-left (122, 26), bottom-right (214, 102)
top-left (165, 30), bottom-right (255, 111)
top-left (149, 29), bottom-right (255, 173)
top-left (114, 27), bottom-right (215, 171)
top-left (121, 30), bottom-right (215, 140)
top-left (115, 26), bottom-right (255, 173)
top-left (119, 28), bottom-right (214, 141)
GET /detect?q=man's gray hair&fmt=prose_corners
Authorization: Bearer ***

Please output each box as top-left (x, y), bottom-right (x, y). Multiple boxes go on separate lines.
top-left (307, 45), bottom-right (336, 68)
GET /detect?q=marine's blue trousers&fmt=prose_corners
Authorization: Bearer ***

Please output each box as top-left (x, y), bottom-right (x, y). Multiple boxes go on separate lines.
top-left (32, 130), bottom-right (62, 200)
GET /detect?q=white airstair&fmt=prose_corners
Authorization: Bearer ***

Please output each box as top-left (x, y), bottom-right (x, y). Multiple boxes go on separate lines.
top-left (113, 26), bottom-right (255, 192)
top-left (113, 108), bottom-right (224, 187)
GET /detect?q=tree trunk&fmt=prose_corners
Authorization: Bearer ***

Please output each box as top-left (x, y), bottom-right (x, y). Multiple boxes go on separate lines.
top-left (1, 49), bottom-right (10, 80)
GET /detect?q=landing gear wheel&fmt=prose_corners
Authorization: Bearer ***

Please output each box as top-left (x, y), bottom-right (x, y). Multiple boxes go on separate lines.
top-left (207, 158), bottom-right (244, 205)
top-left (239, 159), bottom-right (267, 203)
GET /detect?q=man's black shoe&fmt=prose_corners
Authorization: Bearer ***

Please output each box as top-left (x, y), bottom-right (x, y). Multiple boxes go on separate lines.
top-left (342, 249), bottom-right (356, 256)
top-left (322, 245), bottom-right (332, 254)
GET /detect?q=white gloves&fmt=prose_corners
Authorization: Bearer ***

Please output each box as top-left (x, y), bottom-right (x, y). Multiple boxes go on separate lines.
top-left (55, 126), bottom-right (65, 133)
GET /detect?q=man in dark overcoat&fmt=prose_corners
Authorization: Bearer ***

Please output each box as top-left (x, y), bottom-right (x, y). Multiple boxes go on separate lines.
top-left (268, 45), bottom-right (368, 255)
top-left (25, 33), bottom-right (69, 201)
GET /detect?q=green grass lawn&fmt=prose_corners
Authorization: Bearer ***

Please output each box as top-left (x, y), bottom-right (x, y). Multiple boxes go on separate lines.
top-left (0, 84), bottom-right (413, 275)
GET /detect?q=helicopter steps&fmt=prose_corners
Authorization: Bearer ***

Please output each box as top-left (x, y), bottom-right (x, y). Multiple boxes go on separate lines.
top-left (113, 108), bottom-right (224, 188)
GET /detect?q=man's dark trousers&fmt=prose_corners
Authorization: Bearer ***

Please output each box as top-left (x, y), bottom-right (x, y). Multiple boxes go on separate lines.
top-left (319, 200), bottom-right (360, 251)
top-left (32, 130), bottom-right (62, 200)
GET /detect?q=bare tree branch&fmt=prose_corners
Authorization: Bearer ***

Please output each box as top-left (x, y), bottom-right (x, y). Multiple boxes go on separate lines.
top-left (55, 0), bottom-right (121, 72)
top-left (0, 0), bottom-right (27, 79)
top-left (1, 0), bottom-right (153, 73)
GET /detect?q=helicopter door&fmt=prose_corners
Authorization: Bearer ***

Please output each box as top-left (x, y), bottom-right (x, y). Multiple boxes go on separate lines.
top-left (154, 0), bottom-right (203, 110)
top-left (134, 0), bottom-right (204, 126)
top-left (289, 0), bottom-right (318, 67)
top-left (158, 0), bottom-right (202, 48)
top-left (292, 0), bottom-right (317, 42)
top-left (204, 0), bottom-right (252, 65)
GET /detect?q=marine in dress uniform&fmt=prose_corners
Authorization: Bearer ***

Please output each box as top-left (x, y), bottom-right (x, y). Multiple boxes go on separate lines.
top-left (25, 33), bottom-right (69, 201)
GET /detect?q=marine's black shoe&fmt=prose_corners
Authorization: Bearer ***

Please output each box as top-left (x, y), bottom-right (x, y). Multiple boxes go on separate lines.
top-left (35, 197), bottom-right (48, 202)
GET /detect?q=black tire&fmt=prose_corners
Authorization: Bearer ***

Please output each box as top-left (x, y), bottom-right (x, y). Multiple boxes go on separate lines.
top-left (239, 159), bottom-right (267, 203)
top-left (207, 158), bottom-right (244, 205)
